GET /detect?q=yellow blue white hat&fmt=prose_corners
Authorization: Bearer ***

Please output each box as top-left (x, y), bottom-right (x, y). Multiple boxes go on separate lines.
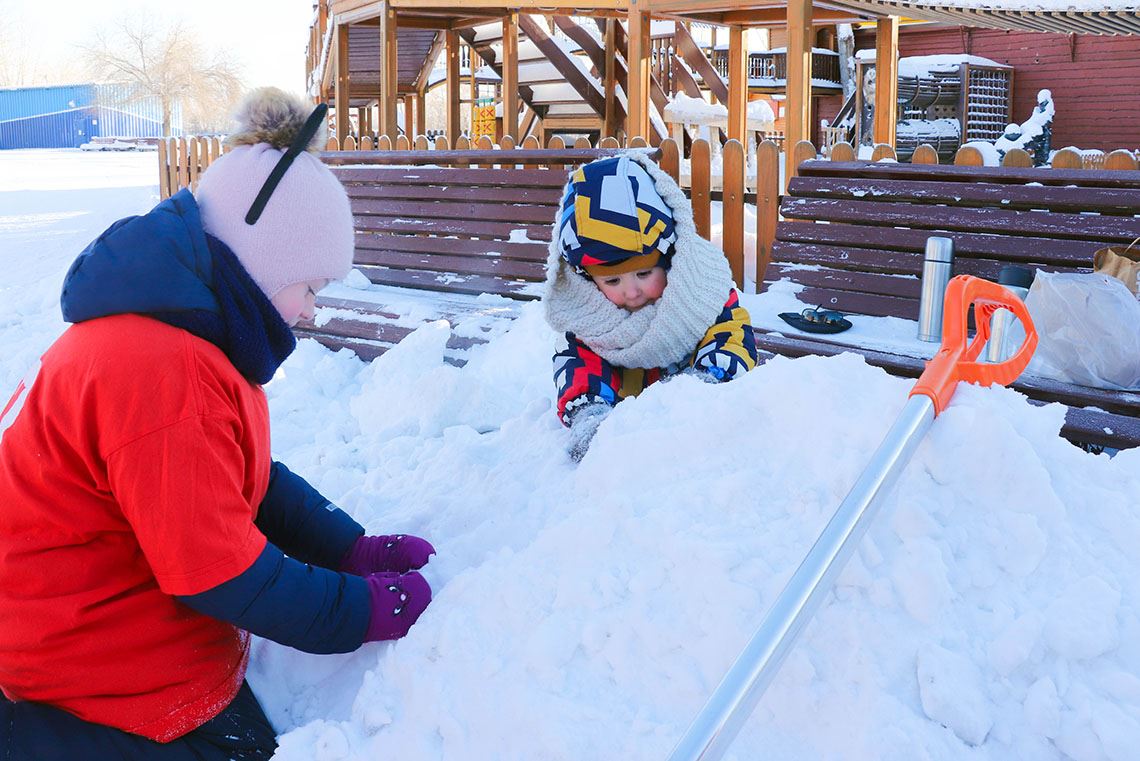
top-left (556, 156), bottom-right (677, 276)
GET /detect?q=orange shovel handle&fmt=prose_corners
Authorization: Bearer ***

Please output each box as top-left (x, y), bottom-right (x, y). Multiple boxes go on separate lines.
top-left (909, 275), bottom-right (1038, 415)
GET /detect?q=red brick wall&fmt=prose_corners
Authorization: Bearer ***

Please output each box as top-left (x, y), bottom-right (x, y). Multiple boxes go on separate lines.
top-left (855, 24), bottom-right (1140, 152)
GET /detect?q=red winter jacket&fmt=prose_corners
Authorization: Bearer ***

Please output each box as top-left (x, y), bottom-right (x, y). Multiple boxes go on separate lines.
top-left (0, 314), bottom-right (270, 741)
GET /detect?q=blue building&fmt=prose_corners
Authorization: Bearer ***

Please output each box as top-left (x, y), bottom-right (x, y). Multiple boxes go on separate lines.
top-left (0, 83), bottom-right (183, 149)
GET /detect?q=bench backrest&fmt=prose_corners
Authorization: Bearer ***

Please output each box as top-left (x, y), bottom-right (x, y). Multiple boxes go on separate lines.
top-left (325, 149), bottom-right (629, 301)
top-left (768, 160), bottom-right (1140, 318)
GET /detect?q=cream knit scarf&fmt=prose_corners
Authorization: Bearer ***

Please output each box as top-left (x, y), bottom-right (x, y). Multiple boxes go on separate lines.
top-left (542, 152), bottom-right (733, 370)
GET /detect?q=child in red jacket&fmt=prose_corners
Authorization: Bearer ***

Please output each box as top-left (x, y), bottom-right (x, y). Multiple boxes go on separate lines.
top-left (544, 154), bottom-right (758, 461)
top-left (0, 89), bottom-right (433, 761)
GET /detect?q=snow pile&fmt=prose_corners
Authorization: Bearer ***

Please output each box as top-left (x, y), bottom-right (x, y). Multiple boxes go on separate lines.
top-left (3, 150), bottom-right (1140, 761)
top-left (663, 94), bottom-right (775, 132)
top-left (994, 89), bottom-right (1055, 166)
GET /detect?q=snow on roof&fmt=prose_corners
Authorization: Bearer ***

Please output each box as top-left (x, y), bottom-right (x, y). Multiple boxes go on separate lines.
top-left (855, 51), bottom-right (1007, 77)
top-left (895, 0), bottom-right (1137, 9)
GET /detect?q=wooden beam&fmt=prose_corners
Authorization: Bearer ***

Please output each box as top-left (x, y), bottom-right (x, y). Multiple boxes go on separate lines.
top-left (446, 30), bottom-right (461, 142)
top-left (416, 90), bottom-right (426, 136)
top-left (412, 31), bottom-right (446, 92)
top-left (391, 0), bottom-right (625, 7)
top-left (727, 25), bottom-right (747, 143)
top-left (501, 12), bottom-right (519, 142)
top-left (379, 4), bottom-right (399, 142)
top-left (784, 0), bottom-right (812, 188)
top-left (336, 23), bottom-right (351, 144)
top-left (604, 18), bottom-right (618, 138)
top-left (627, 3), bottom-right (650, 141)
top-left (873, 15), bottom-right (899, 148)
top-left (517, 15), bottom-right (606, 118)
top-left (402, 96), bottom-right (413, 138)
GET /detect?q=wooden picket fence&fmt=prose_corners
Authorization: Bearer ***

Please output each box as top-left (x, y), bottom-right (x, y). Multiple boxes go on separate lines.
top-left (157, 133), bottom-right (1140, 293)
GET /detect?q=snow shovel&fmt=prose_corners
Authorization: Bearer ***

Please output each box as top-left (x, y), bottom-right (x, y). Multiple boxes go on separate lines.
top-left (667, 275), bottom-right (1039, 761)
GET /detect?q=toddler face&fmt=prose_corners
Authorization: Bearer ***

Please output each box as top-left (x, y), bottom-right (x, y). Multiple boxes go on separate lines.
top-left (272, 278), bottom-right (329, 327)
top-left (591, 266), bottom-right (667, 311)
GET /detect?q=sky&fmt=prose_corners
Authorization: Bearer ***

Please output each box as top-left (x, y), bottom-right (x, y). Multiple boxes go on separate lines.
top-left (2, 149), bottom-right (1138, 760)
top-left (0, 0), bottom-right (316, 97)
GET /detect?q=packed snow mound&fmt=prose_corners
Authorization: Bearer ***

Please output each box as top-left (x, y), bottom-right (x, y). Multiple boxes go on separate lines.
top-left (3, 150), bottom-right (1138, 761)
top-left (256, 304), bottom-right (1140, 761)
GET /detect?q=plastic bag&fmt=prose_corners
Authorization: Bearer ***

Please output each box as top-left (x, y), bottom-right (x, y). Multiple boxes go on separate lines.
top-left (1020, 270), bottom-right (1140, 390)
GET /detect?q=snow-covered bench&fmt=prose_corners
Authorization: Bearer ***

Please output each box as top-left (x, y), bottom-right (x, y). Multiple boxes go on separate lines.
top-left (293, 148), bottom-right (628, 363)
top-left (758, 159), bottom-right (1140, 451)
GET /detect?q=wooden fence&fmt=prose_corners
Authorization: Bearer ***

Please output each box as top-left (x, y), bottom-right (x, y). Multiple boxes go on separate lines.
top-left (157, 134), bottom-right (1140, 293)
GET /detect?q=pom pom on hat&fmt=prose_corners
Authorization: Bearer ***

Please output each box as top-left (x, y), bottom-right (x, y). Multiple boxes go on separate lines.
top-left (556, 155), bottom-right (677, 277)
top-left (194, 87), bottom-right (354, 299)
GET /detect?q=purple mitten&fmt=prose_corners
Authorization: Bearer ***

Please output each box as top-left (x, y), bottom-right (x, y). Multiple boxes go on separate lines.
top-left (364, 571), bottom-right (431, 642)
top-left (340, 534), bottom-right (436, 576)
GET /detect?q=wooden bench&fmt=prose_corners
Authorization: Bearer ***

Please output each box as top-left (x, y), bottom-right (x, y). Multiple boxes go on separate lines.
top-left (293, 148), bottom-right (629, 363)
top-left (757, 159), bottom-right (1140, 451)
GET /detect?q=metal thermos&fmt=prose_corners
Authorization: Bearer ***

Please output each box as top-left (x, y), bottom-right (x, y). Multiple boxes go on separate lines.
top-left (917, 237), bottom-right (955, 342)
top-left (985, 265), bottom-right (1034, 363)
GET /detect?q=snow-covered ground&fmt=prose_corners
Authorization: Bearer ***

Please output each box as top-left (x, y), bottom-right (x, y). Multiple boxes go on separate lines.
top-left (2, 149), bottom-right (1139, 761)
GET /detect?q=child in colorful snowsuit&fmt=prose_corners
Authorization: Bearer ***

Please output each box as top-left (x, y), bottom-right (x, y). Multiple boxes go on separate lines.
top-left (0, 89), bottom-right (433, 761)
top-left (544, 154), bottom-right (758, 461)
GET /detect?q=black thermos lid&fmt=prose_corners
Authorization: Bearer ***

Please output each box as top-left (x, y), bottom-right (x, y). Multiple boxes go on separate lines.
top-left (997, 265), bottom-right (1035, 290)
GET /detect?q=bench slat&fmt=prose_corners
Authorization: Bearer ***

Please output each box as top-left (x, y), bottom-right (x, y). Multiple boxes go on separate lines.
top-left (350, 198), bottom-right (558, 225)
top-left (765, 264), bottom-right (921, 300)
top-left (355, 250), bottom-right (546, 281)
top-left (774, 222), bottom-right (1101, 267)
top-left (754, 331), bottom-right (1140, 449)
top-left (800, 160), bottom-right (1140, 189)
top-left (791, 286), bottom-right (917, 318)
top-left (352, 215), bottom-right (553, 241)
top-left (781, 197), bottom-right (1140, 244)
top-left (787, 176), bottom-right (1140, 215)
top-left (346, 183), bottom-right (563, 205)
top-left (356, 264), bottom-right (540, 300)
top-left (355, 233), bottom-right (548, 262)
top-left (333, 167), bottom-right (571, 188)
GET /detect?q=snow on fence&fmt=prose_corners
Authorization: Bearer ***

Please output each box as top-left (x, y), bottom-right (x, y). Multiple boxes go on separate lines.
top-left (158, 134), bottom-right (1140, 294)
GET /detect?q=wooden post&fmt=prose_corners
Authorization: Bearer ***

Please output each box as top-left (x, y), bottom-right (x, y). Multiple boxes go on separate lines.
top-left (627, 3), bottom-right (650, 141)
top-left (873, 16), bottom-right (899, 149)
top-left (379, 4), bottom-right (398, 143)
top-left (727, 25), bottom-right (747, 144)
top-left (785, 0), bottom-right (813, 189)
top-left (446, 31), bottom-right (461, 143)
top-left (415, 91), bottom-right (426, 139)
top-left (756, 140), bottom-right (779, 289)
top-left (403, 97), bottom-right (413, 140)
top-left (723, 139), bottom-right (745, 288)
top-left (335, 23), bottom-right (350, 144)
top-left (502, 12), bottom-right (519, 142)
top-left (660, 137), bottom-right (680, 183)
top-left (604, 19), bottom-right (618, 138)
top-left (691, 138), bottom-right (711, 240)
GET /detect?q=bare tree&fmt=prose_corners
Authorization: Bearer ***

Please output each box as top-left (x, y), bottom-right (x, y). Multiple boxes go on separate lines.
top-left (81, 15), bottom-right (245, 134)
top-left (0, 13), bottom-right (83, 87)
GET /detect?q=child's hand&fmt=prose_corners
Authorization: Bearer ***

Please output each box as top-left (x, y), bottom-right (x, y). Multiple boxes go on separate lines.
top-left (566, 402), bottom-right (611, 463)
top-left (340, 534), bottom-right (436, 576)
top-left (364, 571), bottom-right (431, 641)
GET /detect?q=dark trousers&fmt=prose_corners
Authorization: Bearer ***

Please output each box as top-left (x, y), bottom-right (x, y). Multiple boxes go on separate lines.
top-left (0, 681), bottom-right (277, 761)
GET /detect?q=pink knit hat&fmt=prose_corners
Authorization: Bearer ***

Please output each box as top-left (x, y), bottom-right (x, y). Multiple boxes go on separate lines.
top-left (195, 88), bottom-right (354, 299)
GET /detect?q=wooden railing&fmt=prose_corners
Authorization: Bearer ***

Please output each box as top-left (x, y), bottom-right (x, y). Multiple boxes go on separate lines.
top-left (158, 133), bottom-right (1140, 295)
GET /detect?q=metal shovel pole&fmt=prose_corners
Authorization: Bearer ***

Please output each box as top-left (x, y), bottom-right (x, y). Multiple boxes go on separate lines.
top-left (667, 276), bottom-right (1039, 761)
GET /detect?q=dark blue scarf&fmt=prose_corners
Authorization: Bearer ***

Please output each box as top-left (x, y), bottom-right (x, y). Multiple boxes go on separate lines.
top-left (153, 234), bottom-right (296, 385)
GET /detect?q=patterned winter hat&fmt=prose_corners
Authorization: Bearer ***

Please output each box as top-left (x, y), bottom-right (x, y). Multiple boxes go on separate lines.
top-left (195, 88), bottom-right (354, 299)
top-left (557, 155), bottom-right (677, 277)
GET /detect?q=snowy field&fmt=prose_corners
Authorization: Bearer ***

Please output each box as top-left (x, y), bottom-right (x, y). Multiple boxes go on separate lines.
top-left (1, 149), bottom-right (1138, 760)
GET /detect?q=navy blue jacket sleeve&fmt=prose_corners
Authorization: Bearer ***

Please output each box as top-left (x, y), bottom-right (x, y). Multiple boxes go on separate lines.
top-left (178, 542), bottom-right (371, 654)
top-left (255, 461), bottom-right (364, 570)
